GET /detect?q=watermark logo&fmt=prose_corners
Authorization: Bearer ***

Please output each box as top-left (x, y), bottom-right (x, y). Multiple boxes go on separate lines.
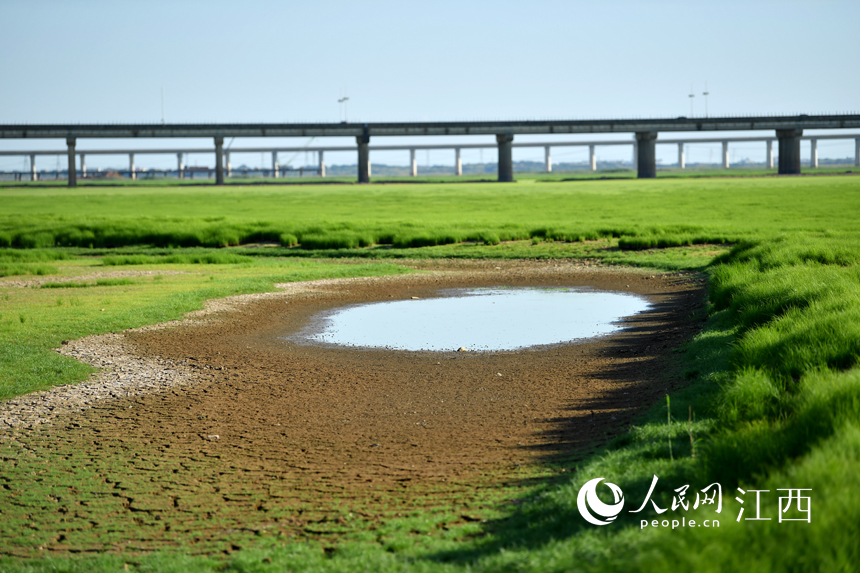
top-left (576, 474), bottom-right (811, 529)
top-left (576, 477), bottom-right (625, 526)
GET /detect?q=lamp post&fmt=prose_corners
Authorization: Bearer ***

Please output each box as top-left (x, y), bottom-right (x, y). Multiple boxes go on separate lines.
top-left (338, 95), bottom-right (350, 123)
top-left (688, 84), bottom-right (695, 118)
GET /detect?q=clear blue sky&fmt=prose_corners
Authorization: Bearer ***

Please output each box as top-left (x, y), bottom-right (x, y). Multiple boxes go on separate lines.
top-left (1, 0), bottom-right (857, 169)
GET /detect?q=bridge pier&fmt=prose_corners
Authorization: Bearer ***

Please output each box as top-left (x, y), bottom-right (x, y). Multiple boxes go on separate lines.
top-left (677, 143), bottom-right (685, 169)
top-left (722, 141), bottom-right (730, 168)
top-left (177, 153), bottom-right (185, 179)
top-left (777, 129), bottom-right (803, 174)
top-left (766, 140), bottom-right (774, 169)
top-left (810, 138), bottom-right (818, 168)
top-left (319, 151), bottom-right (326, 177)
top-left (589, 144), bottom-right (596, 171)
top-left (357, 133), bottom-right (370, 183)
top-left (496, 133), bottom-right (514, 182)
top-left (30, 154), bottom-right (37, 181)
top-left (632, 140), bottom-right (638, 171)
top-left (214, 137), bottom-right (224, 184)
top-left (410, 149), bottom-right (417, 177)
top-left (455, 148), bottom-right (462, 176)
top-left (225, 152), bottom-right (232, 178)
top-left (855, 138), bottom-right (860, 167)
top-left (272, 151), bottom-right (279, 178)
top-left (635, 132), bottom-right (657, 178)
top-left (80, 154), bottom-right (86, 178)
top-left (67, 138), bottom-right (77, 187)
top-left (128, 153), bottom-right (135, 181)
top-left (544, 146), bottom-right (552, 172)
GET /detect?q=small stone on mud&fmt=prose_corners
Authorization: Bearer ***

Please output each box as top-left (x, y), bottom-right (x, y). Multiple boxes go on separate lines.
top-left (458, 347), bottom-right (467, 352)
top-left (496, 373), bottom-right (503, 377)
top-left (411, 296), bottom-right (419, 299)
top-left (206, 434), bottom-right (219, 440)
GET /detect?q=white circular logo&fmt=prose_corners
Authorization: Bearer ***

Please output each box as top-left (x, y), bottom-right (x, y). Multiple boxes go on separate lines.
top-left (577, 477), bottom-right (625, 526)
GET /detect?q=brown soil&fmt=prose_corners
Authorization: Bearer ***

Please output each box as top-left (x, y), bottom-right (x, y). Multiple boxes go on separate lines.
top-left (128, 260), bottom-right (705, 470)
top-left (1, 261), bottom-right (707, 554)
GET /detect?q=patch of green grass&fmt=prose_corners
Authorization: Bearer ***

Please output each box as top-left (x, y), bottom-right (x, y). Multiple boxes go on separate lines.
top-left (100, 252), bottom-right (255, 265)
top-left (618, 233), bottom-right (733, 250)
top-left (0, 263), bottom-right (60, 277)
top-left (0, 249), bottom-right (73, 276)
top-left (227, 240), bottom-right (726, 271)
top-left (0, 248), bottom-right (74, 263)
top-left (300, 231), bottom-right (376, 249)
top-left (0, 259), bottom-right (412, 399)
top-left (40, 278), bottom-right (137, 289)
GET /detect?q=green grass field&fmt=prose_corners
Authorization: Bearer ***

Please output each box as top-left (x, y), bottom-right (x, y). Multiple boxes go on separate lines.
top-left (2, 175), bottom-right (859, 254)
top-left (1, 174), bottom-right (859, 571)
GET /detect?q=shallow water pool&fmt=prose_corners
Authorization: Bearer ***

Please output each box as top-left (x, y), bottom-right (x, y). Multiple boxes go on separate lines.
top-left (290, 287), bottom-right (651, 352)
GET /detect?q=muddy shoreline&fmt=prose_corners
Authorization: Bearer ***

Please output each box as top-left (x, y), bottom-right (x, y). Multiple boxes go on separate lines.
top-left (124, 261), bottom-right (706, 474)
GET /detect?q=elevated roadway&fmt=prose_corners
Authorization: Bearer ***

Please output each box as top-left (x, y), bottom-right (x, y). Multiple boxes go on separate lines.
top-left (2, 114), bottom-right (859, 185)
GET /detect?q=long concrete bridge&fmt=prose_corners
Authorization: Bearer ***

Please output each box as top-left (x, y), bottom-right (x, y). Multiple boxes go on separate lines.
top-left (4, 133), bottom-right (859, 181)
top-left (2, 114), bottom-right (859, 186)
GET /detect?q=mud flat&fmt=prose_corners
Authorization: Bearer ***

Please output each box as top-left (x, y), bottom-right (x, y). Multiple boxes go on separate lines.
top-left (0, 260), bottom-right (706, 554)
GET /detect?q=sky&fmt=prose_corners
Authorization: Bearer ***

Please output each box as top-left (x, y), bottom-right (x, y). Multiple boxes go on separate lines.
top-left (1, 0), bottom-right (858, 170)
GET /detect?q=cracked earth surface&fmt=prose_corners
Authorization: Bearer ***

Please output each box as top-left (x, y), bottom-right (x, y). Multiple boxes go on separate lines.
top-left (0, 261), bottom-right (706, 556)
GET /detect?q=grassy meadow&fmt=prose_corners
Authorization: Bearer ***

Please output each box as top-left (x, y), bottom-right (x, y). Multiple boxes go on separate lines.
top-left (1, 174), bottom-right (859, 571)
top-left (1, 175), bottom-right (859, 254)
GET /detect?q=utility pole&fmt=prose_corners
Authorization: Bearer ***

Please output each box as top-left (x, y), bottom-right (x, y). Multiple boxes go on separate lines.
top-left (702, 82), bottom-right (710, 118)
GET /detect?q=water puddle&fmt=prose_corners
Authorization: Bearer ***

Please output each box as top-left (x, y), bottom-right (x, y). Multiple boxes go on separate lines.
top-left (290, 287), bottom-right (651, 352)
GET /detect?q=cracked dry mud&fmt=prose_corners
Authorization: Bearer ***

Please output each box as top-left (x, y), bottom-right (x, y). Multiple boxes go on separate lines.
top-left (0, 261), bottom-right (706, 556)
